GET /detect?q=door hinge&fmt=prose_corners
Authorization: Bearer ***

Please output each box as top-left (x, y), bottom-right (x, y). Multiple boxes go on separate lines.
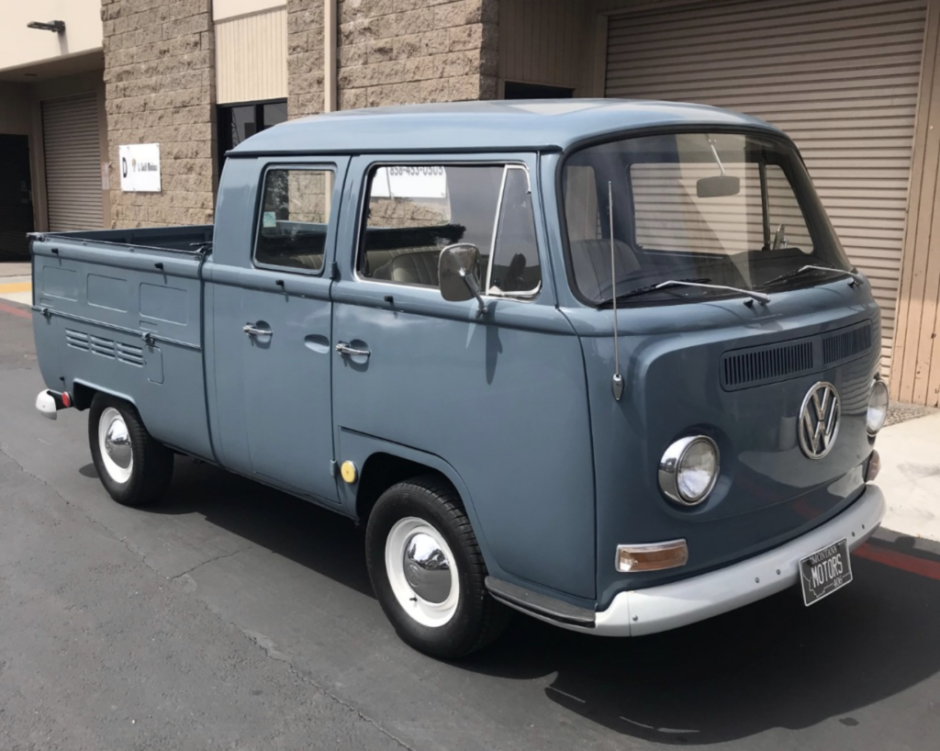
top-left (330, 460), bottom-right (338, 477)
top-left (331, 262), bottom-right (340, 281)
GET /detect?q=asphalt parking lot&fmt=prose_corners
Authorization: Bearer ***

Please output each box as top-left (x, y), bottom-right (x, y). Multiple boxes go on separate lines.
top-left (1, 300), bottom-right (938, 751)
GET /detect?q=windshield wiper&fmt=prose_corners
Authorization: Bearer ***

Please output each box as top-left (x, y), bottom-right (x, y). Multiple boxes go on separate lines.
top-left (758, 264), bottom-right (864, 290)
top-left (601, 277), bottom-right (770, 306)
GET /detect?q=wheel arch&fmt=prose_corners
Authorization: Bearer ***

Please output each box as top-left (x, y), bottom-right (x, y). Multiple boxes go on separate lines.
top-left (341, 433), bottom-right (497, 576)
top-left (71, 379), bottom-right (138, 412)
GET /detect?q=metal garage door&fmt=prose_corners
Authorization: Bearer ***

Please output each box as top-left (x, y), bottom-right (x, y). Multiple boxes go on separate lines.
top-left (41, 93), bottom-right (102, 232)
top-left (605, 0), bottom-right (928, 376)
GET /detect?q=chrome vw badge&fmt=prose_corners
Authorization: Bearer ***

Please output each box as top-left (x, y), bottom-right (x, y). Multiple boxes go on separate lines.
top-left (798, 382), bottom-right (841, 459)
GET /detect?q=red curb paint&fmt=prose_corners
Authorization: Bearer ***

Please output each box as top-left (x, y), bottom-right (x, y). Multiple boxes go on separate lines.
top-left (855, 543), bottom-right (940, 582)
top-left (0, 301), bottom-right (31, 320)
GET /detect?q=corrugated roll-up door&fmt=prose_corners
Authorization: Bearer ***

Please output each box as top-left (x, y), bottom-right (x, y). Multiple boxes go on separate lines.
top-left (605, 0), bottom-right (929, 377)
top-left (42, 94), bottom-right (102, 231)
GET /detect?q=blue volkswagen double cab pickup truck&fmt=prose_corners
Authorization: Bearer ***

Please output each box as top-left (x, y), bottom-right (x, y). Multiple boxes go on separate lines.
top-left (30, 100), bottom-right (888, 659)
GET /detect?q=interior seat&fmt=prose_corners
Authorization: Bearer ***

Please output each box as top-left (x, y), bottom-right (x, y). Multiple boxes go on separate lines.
top-left (373, 250), bottom-right (442, 287)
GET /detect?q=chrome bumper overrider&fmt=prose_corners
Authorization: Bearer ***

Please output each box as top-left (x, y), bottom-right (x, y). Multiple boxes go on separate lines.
top-left (588, 484), bottom-right (885, 637)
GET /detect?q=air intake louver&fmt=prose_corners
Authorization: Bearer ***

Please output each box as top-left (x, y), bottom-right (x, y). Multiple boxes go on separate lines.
top-left (822, 322), bottom-right (872, 366)
top-left (65, 330), bottom-right (89, 351)
top-left (117, 342), bottom-right (144, 367)
top-left (722, 341), bottom-right (815, 390)
top-left (64, 330), bottom-right (143, 367)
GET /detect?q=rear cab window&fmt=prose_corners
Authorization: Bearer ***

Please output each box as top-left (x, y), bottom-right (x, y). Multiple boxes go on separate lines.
top-left (255, 167), bottom-right (335, 273)
top-left (358, 163), bottom-right (541, 298)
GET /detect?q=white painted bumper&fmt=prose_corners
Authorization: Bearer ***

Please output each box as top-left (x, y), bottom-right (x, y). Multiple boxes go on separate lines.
top-left (592, 484), bottom-right (886, 637)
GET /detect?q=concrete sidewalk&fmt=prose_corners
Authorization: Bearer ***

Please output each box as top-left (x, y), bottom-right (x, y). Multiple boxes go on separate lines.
top-left (0, 268), bottom-right (31, 306)
top-left (0, 262), bottom-right (30, 277)
top-left (878, 410), bottom-right (940, 541)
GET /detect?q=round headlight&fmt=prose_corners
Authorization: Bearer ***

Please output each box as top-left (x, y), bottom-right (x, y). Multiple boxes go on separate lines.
top-left (659, 436), bottom-right (720, 506)
top-left (867, 378), bottom-right (889, 435)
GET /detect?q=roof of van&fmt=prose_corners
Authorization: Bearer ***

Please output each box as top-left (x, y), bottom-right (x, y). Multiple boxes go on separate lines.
top-left (228, 99), bottom-right (782, 156)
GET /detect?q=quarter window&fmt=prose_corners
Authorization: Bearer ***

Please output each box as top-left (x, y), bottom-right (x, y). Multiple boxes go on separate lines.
top-left (359, 163), bottom-right (540, 297)
top-left (255, 168), bottom-right (334, 272)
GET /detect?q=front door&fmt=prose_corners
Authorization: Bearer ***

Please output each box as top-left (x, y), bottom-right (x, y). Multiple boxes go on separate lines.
top-left (212, 159), bottom-right (347, 504)
top-left (0, 134), bottom-right (33, 259)
top-left (329, 155), bottom-right (596, 599)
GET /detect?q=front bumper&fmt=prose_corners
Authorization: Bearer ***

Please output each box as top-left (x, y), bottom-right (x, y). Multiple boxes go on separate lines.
top-left (591, 484), bottom-right (885, 636)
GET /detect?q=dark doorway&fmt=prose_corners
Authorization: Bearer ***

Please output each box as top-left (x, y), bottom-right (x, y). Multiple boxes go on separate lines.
top-left (504, 82), bottom-right (575, 99)
top-left (0, 134), bottom-right (33, 260)
top-left (217, 99), bottom-right (288, 169)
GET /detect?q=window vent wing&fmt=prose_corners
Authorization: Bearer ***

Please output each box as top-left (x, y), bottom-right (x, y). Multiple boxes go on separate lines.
top-left (722, 340), bottom-right (815, 390)
top-left (822, 321), bottom-right (872, 367)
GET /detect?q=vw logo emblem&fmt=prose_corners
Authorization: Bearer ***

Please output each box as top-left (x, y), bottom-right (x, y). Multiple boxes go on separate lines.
top-left (798, 382), bottom-right (841, 459)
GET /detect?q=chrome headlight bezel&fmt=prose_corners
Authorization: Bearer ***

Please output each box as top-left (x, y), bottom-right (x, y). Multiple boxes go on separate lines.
top-left (867, 377), bottom-right (889, 436)
top-left (658, 435), bottom-right (720, 506)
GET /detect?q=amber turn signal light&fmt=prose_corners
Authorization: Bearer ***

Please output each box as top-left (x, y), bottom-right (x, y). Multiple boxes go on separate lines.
top-left (616, 540), bottom-right (689, 573)
top-left (866, 450), bottom-right (881, 482)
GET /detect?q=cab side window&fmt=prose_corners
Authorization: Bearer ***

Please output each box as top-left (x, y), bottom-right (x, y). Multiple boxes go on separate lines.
top-left (359, 163), bottom-right (540, 297)
top-left (255, 168), bottom-right (334, 272)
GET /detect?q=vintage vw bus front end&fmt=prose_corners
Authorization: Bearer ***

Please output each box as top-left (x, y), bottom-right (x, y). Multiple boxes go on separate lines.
top-left (557, 127), bottom-right (887, 634)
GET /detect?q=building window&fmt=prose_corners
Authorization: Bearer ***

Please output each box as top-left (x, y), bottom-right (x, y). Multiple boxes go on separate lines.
top-left (503, 82), bottom-right (573, 99)
top-left (218, 100), bottom-right (288, 164)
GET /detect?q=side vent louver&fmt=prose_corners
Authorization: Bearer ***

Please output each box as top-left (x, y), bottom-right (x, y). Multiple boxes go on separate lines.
top-left (722, 341), bottom-right (815, 390)
top-left (90, 336), bottom-right (117, 359)
top-left (117, 343), bottom-right (144, 367)
top-left (65, 330), bottom-right (90, 351)
top-left (822, 322), bottom-right (872, 366)
top-left (64, 330), bottom-right (143, 367)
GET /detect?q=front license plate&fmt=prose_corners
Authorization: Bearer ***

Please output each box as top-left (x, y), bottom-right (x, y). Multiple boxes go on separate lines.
top-left (799, 539), bottom-right (853, 606)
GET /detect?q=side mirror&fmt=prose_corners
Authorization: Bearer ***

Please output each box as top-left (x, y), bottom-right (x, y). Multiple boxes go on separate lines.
top-left (439, 243), bottom-right (486, 315)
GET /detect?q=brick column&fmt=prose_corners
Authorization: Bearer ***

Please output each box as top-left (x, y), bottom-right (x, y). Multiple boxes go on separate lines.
top-left (287, 0), bottom-right (327, 119)
top-left (102, 0), bottom-right (217, 228)
top-left (288, 0), bottom-right (499, 118)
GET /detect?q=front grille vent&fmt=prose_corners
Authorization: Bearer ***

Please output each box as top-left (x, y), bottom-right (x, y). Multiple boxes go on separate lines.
top-left (722, 340), bottom-right (815, 390)
top-left (823, 322), bottom-right (872, 366)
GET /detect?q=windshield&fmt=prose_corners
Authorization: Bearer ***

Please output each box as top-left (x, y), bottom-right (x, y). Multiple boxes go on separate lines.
top-left (561, 131), bottom-right (852, 305)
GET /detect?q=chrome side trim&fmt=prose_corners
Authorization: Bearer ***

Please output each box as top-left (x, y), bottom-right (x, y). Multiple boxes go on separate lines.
top-left (32, 307), bottom-right (202, 352)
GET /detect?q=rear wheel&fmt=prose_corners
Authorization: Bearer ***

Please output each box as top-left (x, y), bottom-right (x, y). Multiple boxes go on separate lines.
top-left (365, 476), bottom-right (509, 659)
top-left (88, 394), bottom-right (174, 507)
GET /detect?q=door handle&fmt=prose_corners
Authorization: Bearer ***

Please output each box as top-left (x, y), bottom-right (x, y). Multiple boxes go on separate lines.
top-left (243, 323), bottom-right (273, 337)
top-left (335, 342), bottom-right (370, 358)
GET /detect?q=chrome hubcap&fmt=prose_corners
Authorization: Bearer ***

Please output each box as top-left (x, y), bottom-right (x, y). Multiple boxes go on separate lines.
top-left (105, 418), bottom-right (132, 469)
top-left (98, 407), bottom-right (134, 484)
top-left (402, 532), bottom-right (452, 604)
top-left (385, 517), bottom-right (460, 627)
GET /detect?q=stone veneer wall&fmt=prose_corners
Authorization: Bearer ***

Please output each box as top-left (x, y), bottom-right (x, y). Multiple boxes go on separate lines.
top-left (287, 0), bottom-right (326, 119)
top-left (102, 0), bottom-right (216, 228)
top-left (288, 0), bottom-right (499, 119)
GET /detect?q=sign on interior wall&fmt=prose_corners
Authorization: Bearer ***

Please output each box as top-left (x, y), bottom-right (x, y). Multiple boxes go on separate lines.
top-left (119, 144), bottom-right (161, 192)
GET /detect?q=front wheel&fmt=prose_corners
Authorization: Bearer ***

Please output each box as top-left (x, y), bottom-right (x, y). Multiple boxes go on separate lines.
top-left (88, 394), bottom-right (174, 507)
top-left (365, 476), bottom-right (509, 659)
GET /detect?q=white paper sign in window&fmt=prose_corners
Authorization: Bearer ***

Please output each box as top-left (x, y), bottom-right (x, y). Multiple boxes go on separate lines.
top-left (119, 144), bottom-right (161, 192)
top-left (371, 165), bottom-right (447, 199)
